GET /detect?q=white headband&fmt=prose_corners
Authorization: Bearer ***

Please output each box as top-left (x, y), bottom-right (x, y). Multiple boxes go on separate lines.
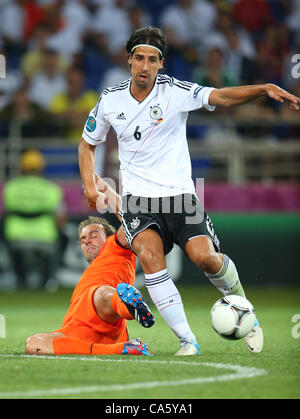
top-left (131, 44), bottom-right (163, 57)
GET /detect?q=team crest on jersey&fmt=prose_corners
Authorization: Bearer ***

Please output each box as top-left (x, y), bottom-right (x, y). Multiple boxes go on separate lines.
top-left (86, 116), bottom-right (96, 132)
top-left (130, 217), bottom-right (140, 230)
top-left (150, 105), bottom-right (163, 120)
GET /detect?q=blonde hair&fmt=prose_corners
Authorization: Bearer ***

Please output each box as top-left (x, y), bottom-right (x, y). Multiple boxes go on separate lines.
top-left (78, 216), bottom-right (116, 239)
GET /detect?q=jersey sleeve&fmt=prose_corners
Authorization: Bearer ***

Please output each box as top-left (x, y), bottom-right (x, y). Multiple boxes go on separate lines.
top-left (82, 94), bottom-right (110, 145)
top-left (174, 80), bottom-right (216, 113)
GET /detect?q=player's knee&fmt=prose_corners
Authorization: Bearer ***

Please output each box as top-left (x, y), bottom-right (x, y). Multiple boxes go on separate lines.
top-left (193, 252), bottom-right (221, 274)
top-left (132, 230), bottom-right (165, 272)
top-left (137, 247), bottom-right (162, 271)
top-left (93, 286), bottom-right (115, 316)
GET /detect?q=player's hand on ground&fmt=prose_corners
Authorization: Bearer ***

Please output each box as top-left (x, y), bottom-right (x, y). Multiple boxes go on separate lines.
top-left (265, 83), bottom-right (300, 110)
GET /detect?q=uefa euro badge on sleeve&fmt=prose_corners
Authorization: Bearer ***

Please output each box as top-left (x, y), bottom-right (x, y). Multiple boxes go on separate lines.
top-left (86, 116), bottom-right (97, 132)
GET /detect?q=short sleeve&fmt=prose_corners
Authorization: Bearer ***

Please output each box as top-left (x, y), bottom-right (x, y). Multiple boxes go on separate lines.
top-left (174, 80), bottom-right (216, 113)
top-left (82, 94), bottom-right (110, 145)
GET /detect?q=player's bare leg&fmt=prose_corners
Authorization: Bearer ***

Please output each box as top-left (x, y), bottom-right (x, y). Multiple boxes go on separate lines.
top-left (25, 331), bottom-right (151, 356)
top-left (186, 236), bottom-right (246, 297)
top-left (185, 236), bottom-right (224, 274)
top-left (132, 229), bottom-right (200, 355)
top-left (25, 285), bottom-right (153, 356)
top-left (94, 284), bottom-right (154, 328)
top-left (186, 236), bottom-right (263, 353)
top-left (131, 228), bottom-right (166, 274)
top-left (93, 285), bottom-right (122, 323)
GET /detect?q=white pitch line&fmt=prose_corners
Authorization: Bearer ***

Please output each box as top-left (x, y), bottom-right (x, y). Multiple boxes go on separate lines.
top-left (0, 355), bottom-right (267, 399)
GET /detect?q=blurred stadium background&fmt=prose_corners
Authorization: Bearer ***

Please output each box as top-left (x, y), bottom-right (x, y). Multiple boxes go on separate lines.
top-left (0, 0), bottom-right (299, 291)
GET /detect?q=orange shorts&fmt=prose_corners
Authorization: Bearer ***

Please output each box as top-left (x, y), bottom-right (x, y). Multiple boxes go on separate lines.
top-left (54, 285), bottom-right (129, 344)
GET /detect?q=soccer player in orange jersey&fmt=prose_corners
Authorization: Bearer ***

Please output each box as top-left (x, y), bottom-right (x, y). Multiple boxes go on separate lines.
top-left (25, 216), bottom-right (154, 356)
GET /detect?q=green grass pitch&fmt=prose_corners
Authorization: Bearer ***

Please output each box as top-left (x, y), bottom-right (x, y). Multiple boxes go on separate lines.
top-left (0, 286), bottom-right (299, 399)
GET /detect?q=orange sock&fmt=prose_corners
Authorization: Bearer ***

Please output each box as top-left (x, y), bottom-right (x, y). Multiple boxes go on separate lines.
top-left (53, 336), bottom-right (124, 355)
top-left (111, 291), bottom-right (134, 320)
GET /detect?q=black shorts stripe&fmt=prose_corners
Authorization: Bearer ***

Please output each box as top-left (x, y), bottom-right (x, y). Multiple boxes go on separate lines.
top-left (118, 209), bottom-right (133, 244)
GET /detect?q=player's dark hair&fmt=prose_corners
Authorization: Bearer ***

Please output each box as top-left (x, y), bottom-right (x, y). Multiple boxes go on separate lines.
top-left (78, 216), bottom-right (116, 239)
top-left (126, 26), bottom-right (166, 59)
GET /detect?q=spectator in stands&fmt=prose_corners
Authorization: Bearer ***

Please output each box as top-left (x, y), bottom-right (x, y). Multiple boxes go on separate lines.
top-left (0, 0), bottom-right (297, 149)
top-left (21, 23), bottom-right (68, 81)
top-left (268, 0), bottom-right (291, 24)
top-left (192, 45), bottom-right (239, 117)
top-left (48, 66), bottom-right (98, 142)
top-left (286, 0), bottom-right (300, 39)
top-left (0, 0), bottom-right (24, 46)
top-left (135, 0), bottom-right (174, 26)
top-left (2, 149), bottom-right (66, 289)
top-left (128, 5), bottom-right (152, 33)
top-left (256, 24), bottom-right (290, 85)
top-left (202, 7), bottom-right (256, 63)
top-left (0, 64), bottom-right (24, 113)
top-left (193, 46), bottom-right (237, 89)
top-left (91, 0), bottom-right (132, 54)
top-left (159, 0), bottom-right (217, 80)
top-left (28, 49), bottom-right (67, 109)
top-left (0, 87), bottom-right (49, 137)
top-left (80, 32), bottom-right (114, 91)
top-left (233, 0), bottom-right (274, 35)
top-left (224, 27), bottom-right (260, 85)
top-left (160, 0), bottom-right (217, 48)
top-left (0, 0), bottom-right (26, 70)
top-left (45, 0), bottom-right (90, 58)
top-left (99, 48), bottom-right (130, 92)
top-left (22, 0), bottom-right (47, 41)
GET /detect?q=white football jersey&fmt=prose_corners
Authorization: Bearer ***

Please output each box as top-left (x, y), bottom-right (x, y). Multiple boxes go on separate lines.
top-left (82, 74), bottom-right (215, 197)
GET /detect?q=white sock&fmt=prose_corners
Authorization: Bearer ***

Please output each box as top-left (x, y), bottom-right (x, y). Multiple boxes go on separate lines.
top-left (145, 269), bottom-right (196, 343)
top-left (205, 255), bottom-right (246, 298)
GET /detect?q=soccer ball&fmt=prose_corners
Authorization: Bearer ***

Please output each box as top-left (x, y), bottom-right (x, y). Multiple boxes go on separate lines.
top-left (210, 295), bottom-right (256, 340)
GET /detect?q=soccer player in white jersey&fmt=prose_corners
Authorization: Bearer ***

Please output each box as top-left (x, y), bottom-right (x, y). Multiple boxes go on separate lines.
top-left (78, 27), bottom-right (300, 356)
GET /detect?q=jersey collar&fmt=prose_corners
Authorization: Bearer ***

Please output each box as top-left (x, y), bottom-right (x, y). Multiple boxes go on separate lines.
top-left (128, 75), bottom-right (159, 105)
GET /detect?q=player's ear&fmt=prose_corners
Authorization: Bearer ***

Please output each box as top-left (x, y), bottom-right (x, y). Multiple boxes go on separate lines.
top-left (128, 53), bottom-right (133, 67)
top-left (159, 57), bottom-right (164, 70)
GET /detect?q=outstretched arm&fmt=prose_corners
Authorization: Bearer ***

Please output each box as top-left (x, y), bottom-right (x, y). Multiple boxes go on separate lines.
top-left (78, 137), bottom-right (107, 210)
top-left (78, 137), bottom-right (121, 219)
top-left (209, 83), bottom-right (300, 110)
top-left (94, 173), bottom-right (122, 222)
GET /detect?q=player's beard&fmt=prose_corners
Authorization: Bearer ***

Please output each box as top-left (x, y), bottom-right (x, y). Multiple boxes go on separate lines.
top-left (134, 72), bottom-right (154, 90)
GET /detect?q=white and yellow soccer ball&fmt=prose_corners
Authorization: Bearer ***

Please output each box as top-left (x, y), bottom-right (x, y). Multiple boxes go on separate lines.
top-left (210, 295), bottom-right (256, 340)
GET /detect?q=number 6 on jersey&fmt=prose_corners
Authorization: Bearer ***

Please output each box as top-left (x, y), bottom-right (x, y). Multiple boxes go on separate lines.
top-left (134, 126), bottom-right (141, 141)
